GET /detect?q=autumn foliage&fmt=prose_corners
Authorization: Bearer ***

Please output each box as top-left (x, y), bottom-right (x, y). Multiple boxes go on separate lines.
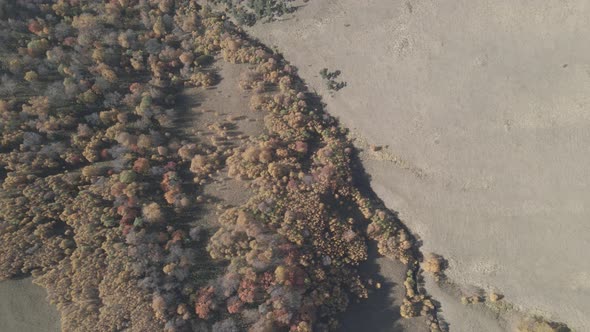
top-left (0, 1), bottom-right (442, 331)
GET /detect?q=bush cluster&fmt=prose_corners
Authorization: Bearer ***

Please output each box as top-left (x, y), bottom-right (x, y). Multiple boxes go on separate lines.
top-left (210, 0), bottom-right (295, 26)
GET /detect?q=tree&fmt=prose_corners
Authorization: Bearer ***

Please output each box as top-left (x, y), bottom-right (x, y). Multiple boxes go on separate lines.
top-left (27, 38), bottom-right (49, 57)
top-left (142, 202), bottom-right (163, 224)
top-left (194, 286), bottom-right (215, 319)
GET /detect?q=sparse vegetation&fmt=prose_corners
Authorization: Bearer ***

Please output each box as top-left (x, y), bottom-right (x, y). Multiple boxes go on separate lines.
top-left (320, 68), bottom-right (347, 91)
top-left (461, 295), bottom-right (484, 305)
top-left (211, 0), bottom-right (295, 26)
top-left (488, 292), bottom-right (502, 303)
top-left (517, 316), bottom-right (571, 332)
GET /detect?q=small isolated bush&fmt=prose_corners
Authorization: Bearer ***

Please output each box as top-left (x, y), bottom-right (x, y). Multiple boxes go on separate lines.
top-left (319, 68), bottom-right (347, 91)
top-left (423, 253), bottom-right (445, 278)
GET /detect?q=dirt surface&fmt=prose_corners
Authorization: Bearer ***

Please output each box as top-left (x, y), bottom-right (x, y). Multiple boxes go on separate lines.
top-left (245, 0), bottom-right (590, 330)
top-left (0, 278), bottom-right (60, 332)
top-left (179, 60), bottom-right (263, 212)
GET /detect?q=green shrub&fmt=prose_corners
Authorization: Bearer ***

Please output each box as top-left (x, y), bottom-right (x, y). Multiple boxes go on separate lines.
top-left (119, 170), bottom-right (137, 184)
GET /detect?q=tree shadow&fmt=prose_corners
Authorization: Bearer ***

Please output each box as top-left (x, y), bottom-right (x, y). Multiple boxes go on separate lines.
top-left (337, 243), bottom-right (407, 332)
top-left (299, 81), bottom-right (430, 332)
top-left (299, 68), bottom-right (437, 332)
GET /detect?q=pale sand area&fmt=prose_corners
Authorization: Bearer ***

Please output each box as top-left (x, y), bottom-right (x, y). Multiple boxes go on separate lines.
top-left (246, 0), bottom-right (590, 330)
top-left (0, 278), bottom-right (60, 332)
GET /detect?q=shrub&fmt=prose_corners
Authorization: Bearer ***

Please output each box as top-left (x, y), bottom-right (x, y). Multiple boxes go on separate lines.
top-left (24, 70), bottom-right (38, 82)
top-left (119, 170), bottom-right (137, 184)
top-left (423, 253), bottom-right (445, 277)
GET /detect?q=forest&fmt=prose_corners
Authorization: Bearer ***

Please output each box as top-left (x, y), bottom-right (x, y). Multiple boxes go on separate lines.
top-left (0, 1), bottom-right (439, 331)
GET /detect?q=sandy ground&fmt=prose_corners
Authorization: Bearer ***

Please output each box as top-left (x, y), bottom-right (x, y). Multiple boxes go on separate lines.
top-left (0, 278), bottom-right (60, 332)
top-left (246, 0), bottom-right (590, 330)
